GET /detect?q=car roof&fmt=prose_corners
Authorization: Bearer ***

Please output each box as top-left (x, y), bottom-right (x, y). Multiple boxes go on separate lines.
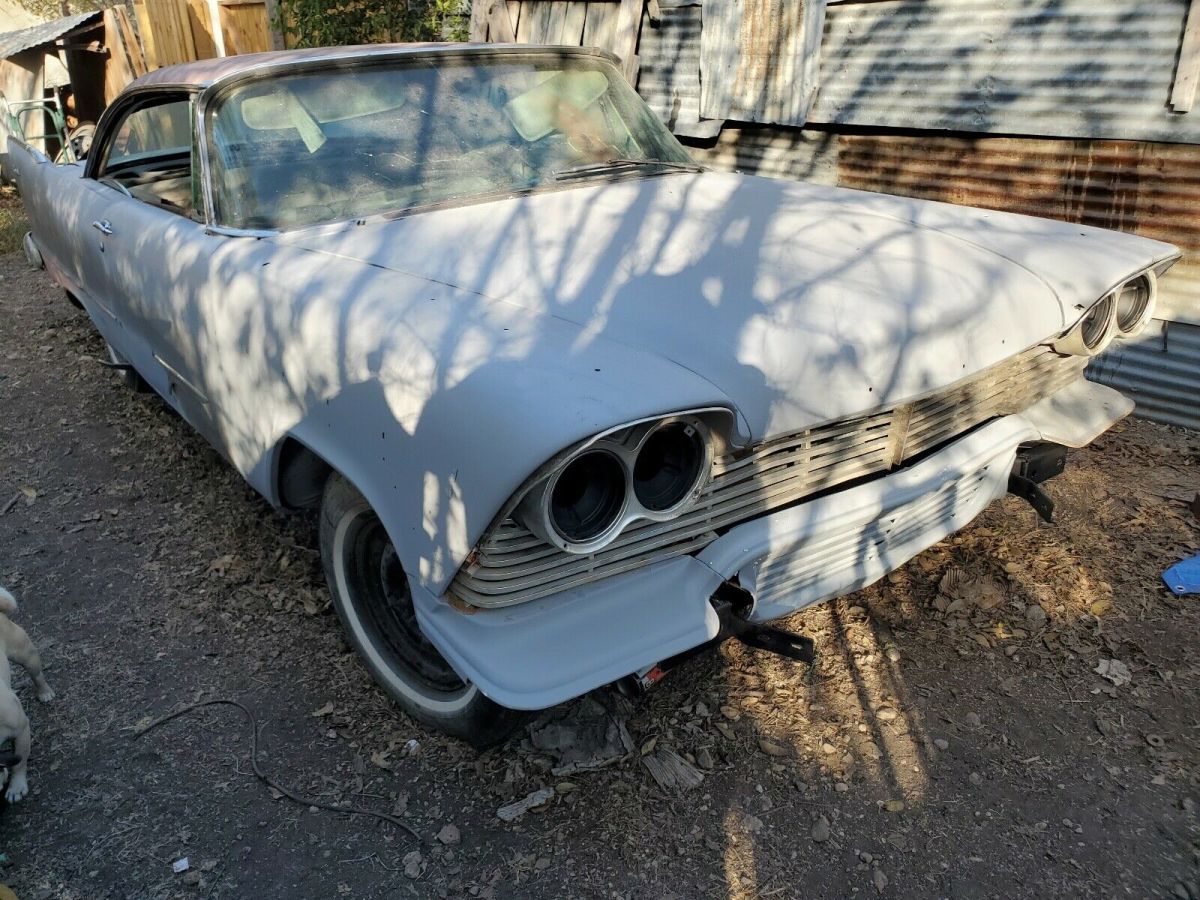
top-left (129, 42), bottom-right (613, 91)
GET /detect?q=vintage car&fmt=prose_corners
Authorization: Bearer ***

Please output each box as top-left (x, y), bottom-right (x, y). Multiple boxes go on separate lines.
top-left (12, 44), bottom-right (1179, 744)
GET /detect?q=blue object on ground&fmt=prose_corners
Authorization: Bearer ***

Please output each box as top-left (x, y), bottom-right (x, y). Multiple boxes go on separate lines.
top-left (1163, 555), bottom-right (1200, 595)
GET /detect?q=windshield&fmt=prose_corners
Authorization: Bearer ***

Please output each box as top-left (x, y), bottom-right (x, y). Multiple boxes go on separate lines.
top-left (207, 53), bottom-right (696, 230)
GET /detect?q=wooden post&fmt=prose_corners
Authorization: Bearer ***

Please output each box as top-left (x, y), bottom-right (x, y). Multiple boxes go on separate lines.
top-left (206, 0), bottom-right (227, 56)
top-left (612, 0), bottom-right (642, 83)
top-left (469, 0), bottom-right (489, 42)
top-left (486, 0), bottom-right (516, 42)
top-left (1172, 0), bottom-right (1200, 112)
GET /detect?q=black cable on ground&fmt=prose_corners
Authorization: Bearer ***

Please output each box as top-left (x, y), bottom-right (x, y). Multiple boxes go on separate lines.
top-left (134, 698), bottom-right (422, 843)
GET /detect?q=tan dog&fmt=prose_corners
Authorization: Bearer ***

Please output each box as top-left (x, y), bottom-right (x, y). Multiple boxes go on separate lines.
top-left (0, 586), bottom-right (54, 802)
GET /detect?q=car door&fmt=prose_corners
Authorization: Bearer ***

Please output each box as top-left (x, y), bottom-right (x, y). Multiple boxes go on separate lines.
top-left (8, 138), bottom-right (117, 320)
top-left (84, 91), bottom-right (220, 434)
top-left (70, 176), bottom-right (149, 351)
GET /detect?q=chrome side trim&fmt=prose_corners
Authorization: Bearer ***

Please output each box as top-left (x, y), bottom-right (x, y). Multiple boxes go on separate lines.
top-left (154, 354), bottom-right (210, 403)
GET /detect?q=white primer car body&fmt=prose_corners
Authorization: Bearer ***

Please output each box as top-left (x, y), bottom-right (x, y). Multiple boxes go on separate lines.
top-left (12, 44), bottom-right (1179, 741)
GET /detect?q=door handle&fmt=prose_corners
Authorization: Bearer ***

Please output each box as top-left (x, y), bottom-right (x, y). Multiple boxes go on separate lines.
top-left (92, 220), bottom-right (114, 235)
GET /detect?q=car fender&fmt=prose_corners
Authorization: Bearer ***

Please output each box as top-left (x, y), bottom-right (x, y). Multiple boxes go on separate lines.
top-left (200, 239), bottom-right (736, 598)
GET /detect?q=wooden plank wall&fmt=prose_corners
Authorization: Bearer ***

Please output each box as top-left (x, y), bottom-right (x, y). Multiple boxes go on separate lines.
top-left (133, 0), bottom-right (273, 69)
top-left (185, 0), bottom-right (221, 58)
top-left (472, 0), bottom-right (643, 79)
top-left (219, 0), bottom-right (272, 55)
top-left (103, 6), bottom-right (147, 102)
top-left (135, 0), bottom-right (196, 67)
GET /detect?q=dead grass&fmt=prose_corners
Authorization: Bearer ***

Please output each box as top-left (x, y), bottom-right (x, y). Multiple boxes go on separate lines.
top-left (0, 185), bottom-right (28, 255)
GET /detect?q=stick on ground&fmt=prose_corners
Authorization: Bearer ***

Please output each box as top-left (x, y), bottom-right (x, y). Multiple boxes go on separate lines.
top-left (134, 698), bottom-right (422, 843)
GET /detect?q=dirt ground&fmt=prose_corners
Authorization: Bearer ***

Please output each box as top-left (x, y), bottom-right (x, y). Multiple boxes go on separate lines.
top-left (1, 235), bottom-right (1200, 899)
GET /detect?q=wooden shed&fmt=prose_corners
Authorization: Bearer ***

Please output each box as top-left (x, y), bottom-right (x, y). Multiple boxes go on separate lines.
top-left (0, 9), bottom-right (105, 162)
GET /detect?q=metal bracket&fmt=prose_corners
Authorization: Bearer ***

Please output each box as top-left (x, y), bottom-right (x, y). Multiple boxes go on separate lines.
top-left (726, 613), bottom-right (816, 663)
top-left (1008, 473), bottom-right (1055, 523)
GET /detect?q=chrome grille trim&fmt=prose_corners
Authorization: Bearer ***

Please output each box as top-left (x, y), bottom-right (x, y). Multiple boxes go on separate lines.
top-left (450, 346), bottom-right (1088, 608)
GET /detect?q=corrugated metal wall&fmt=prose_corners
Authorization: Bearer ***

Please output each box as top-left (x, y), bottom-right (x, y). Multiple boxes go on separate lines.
top-left (815, 0), bottom-right (1198, 144)
top-left (698, 0), bottom-right (824, 125)
top-left (1089, 321), bottom-right (1200, 431)
top-left (636, 4), bottom-right (705, 134)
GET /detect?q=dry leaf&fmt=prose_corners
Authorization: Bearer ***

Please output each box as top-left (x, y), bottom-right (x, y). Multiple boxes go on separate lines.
top-left (311, 701), bottom-right (335, 717)
top-left (207, 554), bottom-right (234, 577)
top-left (1094, 659), bottom-right (1132, 687)
top-left (370, 749), bottom-right (392, 769)
top-left (758, 738), bottom-right (788, 758)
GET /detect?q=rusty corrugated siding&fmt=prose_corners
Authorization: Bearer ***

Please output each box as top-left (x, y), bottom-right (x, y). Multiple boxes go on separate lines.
top-left (815, 0), bottom-right (1199, 144)
top-left (1089, 320), bottom-right (1200, 431)
top-left (835, 134), bottom-right (1200, 326)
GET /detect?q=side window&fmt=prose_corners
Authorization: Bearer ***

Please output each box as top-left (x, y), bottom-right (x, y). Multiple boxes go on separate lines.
top-left (96, 96), bottom-right (200, 220)
top-left (106, 101), bottom-right (191, 168)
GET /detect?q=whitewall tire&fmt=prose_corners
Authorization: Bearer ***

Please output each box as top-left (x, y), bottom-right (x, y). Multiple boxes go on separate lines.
top-left (318, 473), bottom-right (522, 747)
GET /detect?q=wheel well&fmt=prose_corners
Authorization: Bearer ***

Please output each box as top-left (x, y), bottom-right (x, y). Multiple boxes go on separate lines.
top-left (276, 437), bottom-right (332, 510)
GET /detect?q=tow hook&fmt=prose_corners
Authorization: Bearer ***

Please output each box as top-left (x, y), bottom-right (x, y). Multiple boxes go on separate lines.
top-left (617, 588), bottom-right (816, 697)
top-left (1008, 441), bottom-right (1067, 524)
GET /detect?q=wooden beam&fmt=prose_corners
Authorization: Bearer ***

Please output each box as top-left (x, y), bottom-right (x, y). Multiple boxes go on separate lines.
top-left (117, 6), bottom-right (147, 75)
top-left (1172, 0), bottom-right (1200, 112)
top-left (206, 0), bottom-right (227, 56)
top-left (469, 0), bottom-right (489, 42)
top-left (486, 0), bottom-right (516, 42)
top-left (58, 42), bottom-right (110, 53)
top-left (612, 0), bottom-right (642, 82)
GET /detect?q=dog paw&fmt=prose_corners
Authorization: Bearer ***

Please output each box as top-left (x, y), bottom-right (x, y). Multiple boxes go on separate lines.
top-left (36, 686), bottom-right (55, 703)
top-left (4, 773), bottom-right (28, 803)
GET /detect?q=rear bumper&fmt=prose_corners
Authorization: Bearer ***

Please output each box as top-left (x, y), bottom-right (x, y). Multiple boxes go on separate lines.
top-left (413, 379), bottom-right (1131, 710)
